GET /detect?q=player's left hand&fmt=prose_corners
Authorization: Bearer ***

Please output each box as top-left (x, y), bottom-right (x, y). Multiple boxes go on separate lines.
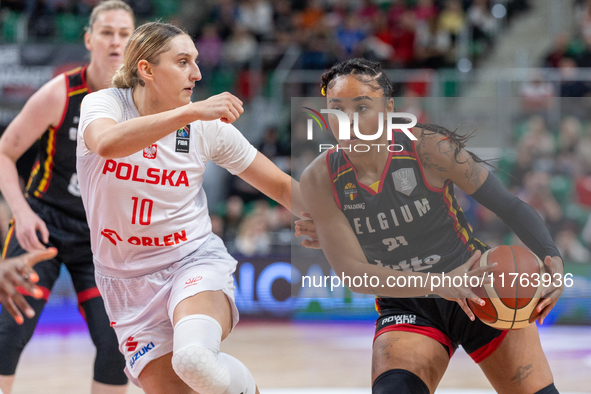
top-left (295, 212), bottom-right (320, 249)
top-left (536, 256), bottom-right (564, 325)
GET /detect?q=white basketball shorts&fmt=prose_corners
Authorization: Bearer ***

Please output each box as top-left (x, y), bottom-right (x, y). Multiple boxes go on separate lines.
top-left (94, 233), bottom-right (239, 387)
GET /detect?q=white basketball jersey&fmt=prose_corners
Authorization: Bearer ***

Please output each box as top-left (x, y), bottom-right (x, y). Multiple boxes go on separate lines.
top-left (77, 88), bottom-right (256, 276)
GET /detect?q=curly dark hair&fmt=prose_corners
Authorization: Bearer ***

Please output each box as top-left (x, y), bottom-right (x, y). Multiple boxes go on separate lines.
top-left (416, 123), bottom-right (493, 167)
top-left (320, 58), bottom-right (394, 98)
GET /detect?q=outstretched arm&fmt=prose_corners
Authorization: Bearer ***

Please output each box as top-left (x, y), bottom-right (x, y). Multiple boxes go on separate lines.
top-left (82, 92), bottom-right (244, 159)
top-left (414, 127), bottom-right (563, 324)
top-left (237, 152), bottom-right (306, 217)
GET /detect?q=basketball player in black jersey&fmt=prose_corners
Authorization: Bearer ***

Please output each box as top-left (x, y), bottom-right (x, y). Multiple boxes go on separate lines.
top-left (0, 2), bottom-right (134, 393)
top-left (298, 59), bottom-right (563, 394)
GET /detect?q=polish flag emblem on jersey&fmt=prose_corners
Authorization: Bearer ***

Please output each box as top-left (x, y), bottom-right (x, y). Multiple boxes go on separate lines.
top-left (143, 144), bottom-right (157, 159)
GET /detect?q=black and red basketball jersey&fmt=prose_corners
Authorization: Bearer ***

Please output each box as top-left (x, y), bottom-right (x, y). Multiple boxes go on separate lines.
top-left (25, 66), bottom-right (89, 221)
top-left (326, 131), bottom-right (482, 273)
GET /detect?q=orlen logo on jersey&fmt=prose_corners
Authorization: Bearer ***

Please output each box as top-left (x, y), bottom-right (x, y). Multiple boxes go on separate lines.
top-left (100, 228), bottom-right (188, 247)
top-left (143, 144), bottom-right (157, 159)
top-left (101, 229), bottom-right (123, 245)
top-left (125, 336), bottom-right (138, 352)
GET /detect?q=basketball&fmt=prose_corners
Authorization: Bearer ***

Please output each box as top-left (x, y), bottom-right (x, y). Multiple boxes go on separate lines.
top-left (468, 245), bottom-right (546, 330)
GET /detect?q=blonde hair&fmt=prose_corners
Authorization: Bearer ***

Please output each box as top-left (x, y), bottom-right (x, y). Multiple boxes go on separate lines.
top-left (86, 0), bottom-right (134, 32)
top-left (112, 22), bottom-right (187, 89)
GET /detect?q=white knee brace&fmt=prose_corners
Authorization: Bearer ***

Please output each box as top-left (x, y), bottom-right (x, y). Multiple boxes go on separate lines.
top-left (172, 314), bottom-right (256, 394)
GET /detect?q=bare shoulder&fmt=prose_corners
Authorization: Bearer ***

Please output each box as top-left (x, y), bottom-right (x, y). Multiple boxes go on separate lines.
top-left (25, 73), bottom-right (68, 127)
top-left (300, 150), bottom-right (330, 189)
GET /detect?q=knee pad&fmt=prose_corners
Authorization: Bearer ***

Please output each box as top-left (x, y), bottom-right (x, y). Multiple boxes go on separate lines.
top-left (372, 369), bottom-right (430, 394)
top-left (535, 383), bottom-right (559, 394)
top-left (172, 314), bottom-right (256, 394)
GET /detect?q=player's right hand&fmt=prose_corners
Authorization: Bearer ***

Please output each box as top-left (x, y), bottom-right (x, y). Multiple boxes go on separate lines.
top-left (434, 250), bottom-right (497, 321)
top-left (0, 247), bottom-right (57, 324)
top-left (191, 92), bottom-right (244, 124)
top-left (14, 209), bottom-right (50, 252)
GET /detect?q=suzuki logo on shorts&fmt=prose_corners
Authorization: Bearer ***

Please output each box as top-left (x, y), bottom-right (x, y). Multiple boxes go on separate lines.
top-left (305, 109), bottom-right (418, 141)
top-left (129, 341), bottom-right (155, 369)
top-left (184, 276), bottom-right (203, 289)
top-left (125, 336), bottom-right (138, 352)
top-left (101, 229), bottom-right (123, 245)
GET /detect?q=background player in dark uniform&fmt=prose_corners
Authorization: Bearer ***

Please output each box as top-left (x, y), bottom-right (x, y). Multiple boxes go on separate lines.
top-left (0, 2), bottom-right (134, 393)
top-left (298, 58), bottom-right (564, 394)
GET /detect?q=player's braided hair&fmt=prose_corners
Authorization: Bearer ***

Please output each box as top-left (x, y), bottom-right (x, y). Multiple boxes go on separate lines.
top-left (320, 58), bottom-right (394, 99)
top-left (416, 123), bottom-right (494, 168)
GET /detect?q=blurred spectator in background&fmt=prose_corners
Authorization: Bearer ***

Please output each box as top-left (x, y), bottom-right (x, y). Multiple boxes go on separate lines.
top-left (391, 10), bottom-right (416, 67)
top-left (555, 220), bottom-right (590, 263)
top-left (238, 0), bottom-right (273, 41)
top-left (236, 210), bottom-right (271, 256)
top-left (520, 115), bottom-right (555, 159)
top-left (467, 0), bottom-right (497, 47)
top-left (336, 14), bottom-right (366, 58)
top-left (517, 171), bottom-right (563, 233)
top-left (412, 0), bottom-right (438, 24)
top-left (438, 0), bottom-right (465, 42)
top-left (559, 57), bottom-right (590, 97)
top-left (543, 34), bottom-right (576, 68)
top-left (195, 24), bottom-right (223, 76)
top-left (415, 16), bottom-right (452, 68)
top-left (224, 25), bottom-right (258, 68)
top-left (519, 71), bottom-right (555, 113)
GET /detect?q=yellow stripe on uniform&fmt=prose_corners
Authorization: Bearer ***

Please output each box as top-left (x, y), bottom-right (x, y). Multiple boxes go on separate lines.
top-left (68, 87), bottom-right (88, 97)
top-left (25, 162), bottom-right (40, 196)
top-left (391, 156), bottom-right (416, 161)
top-left (333, 168), bottom-right (353, 183)
top-left (2, 222), bottom-right (15, 259)
top-left (36, 127), bottom-right (56, 195)
top-left (444, 185), bottom-right (470, 243)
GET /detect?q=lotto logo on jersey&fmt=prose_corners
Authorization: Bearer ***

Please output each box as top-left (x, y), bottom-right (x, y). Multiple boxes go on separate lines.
top-left (184, 276), bottom-right (203, 289)
top-left (125, 336), bottom-right (138, 352)
top-left (143, 144), bottom-right (157, 159)
top-left (344, 183), bottom-right (358, 201)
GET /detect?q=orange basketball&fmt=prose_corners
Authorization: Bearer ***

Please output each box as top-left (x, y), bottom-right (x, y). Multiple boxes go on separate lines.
top-left (467, 245), bottom-right (546, 330)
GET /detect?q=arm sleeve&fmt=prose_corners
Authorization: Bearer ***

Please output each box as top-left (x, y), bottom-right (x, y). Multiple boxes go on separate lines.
top-left (470, 172), bottom-right (562, 261)
top-left (77, 90), bottom-right (123, 156)
top-left (200, 120), bottom-right (257, 175)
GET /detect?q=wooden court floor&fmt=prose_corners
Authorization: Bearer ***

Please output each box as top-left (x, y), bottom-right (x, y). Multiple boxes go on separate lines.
top-left (7, 322), bottom-right (591, 393)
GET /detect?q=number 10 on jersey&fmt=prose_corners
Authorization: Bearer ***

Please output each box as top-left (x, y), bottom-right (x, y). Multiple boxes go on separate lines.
top-left (131, 197), bottom-right (153, 225)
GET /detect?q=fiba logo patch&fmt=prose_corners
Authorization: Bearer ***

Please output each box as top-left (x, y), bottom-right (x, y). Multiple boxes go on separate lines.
top-left (143, 144), bottom-right (157, 159)
top-left (176, 125), bottom-right (191, 153)
top-left (177, 126), bottom-right (190, 138)
top-left (344, 183), bottom-right (358, 201)
top-left (393, 168), bottom-right (417, 196)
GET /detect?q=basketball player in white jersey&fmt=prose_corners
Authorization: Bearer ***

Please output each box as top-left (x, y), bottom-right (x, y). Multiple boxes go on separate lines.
top-left (77, 22), bottom-right (304, 394)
